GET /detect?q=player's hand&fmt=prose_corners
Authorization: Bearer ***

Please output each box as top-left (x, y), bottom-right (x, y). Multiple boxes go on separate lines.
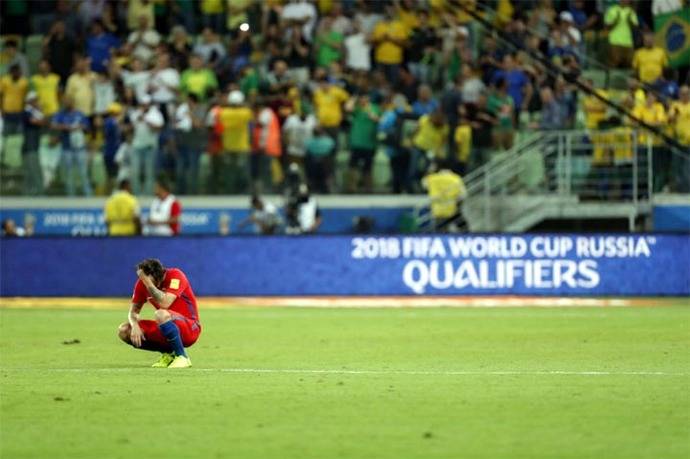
top-left (130, 324), bottom-right (146, 348)
top-left (136, 269), bottom-right (149, 282)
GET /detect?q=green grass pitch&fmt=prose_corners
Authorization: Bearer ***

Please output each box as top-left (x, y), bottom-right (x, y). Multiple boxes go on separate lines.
top-left (1, 304), bottom-right (689, 459)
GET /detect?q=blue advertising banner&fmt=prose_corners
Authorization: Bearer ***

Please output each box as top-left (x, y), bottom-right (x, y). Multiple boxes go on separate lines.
top-left (0, 207), bottom-right (410, 235)
top-left (1, 235), bottom-right (688, 297)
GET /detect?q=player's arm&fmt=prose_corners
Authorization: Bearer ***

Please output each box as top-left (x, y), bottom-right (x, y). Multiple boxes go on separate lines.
top-left (137, 270), bottom-right (177, 308)
top-left (128, 302), bottom-right (146, 347)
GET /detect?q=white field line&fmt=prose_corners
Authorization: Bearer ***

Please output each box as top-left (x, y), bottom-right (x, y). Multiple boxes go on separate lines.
top-left (1, 368), bottom-right (686, 377)
top-left (0, 296), bottom-right (645, 309)
top-left (227, 297), bottom-right (635, 308)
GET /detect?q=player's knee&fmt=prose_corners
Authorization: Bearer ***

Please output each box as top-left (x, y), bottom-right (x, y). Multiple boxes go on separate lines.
top-left (117, 323), bottom-right (131, 342)
top-left (154, 309), bottom-right (171, 324)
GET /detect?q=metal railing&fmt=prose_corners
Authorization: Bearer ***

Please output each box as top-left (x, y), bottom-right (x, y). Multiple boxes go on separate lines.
top-left (415, 129), bottom-right (654, 233)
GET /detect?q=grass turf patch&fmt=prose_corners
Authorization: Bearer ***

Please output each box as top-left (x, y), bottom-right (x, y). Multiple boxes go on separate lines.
top-left (1, 305), bottom-right (689, 459)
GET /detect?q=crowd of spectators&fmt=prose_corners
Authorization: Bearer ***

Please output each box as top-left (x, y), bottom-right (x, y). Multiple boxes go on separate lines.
top-left (0, 0), bottom-right (688, 198)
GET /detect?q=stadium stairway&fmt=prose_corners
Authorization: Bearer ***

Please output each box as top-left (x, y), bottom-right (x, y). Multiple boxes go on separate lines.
top-left (414, 130), bottom-right (655, 233)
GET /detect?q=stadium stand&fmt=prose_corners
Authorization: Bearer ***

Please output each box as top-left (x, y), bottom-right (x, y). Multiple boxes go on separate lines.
top-left (0, 0), bottom-right (688, 233)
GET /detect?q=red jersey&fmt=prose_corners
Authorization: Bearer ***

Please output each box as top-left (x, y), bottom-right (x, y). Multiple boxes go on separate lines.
top-left (132, 268), bottom-right (200, 322)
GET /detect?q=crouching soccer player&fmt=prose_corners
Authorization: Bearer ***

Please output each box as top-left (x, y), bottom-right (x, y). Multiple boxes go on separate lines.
top-left (117, 258), bottom-right (201, 368)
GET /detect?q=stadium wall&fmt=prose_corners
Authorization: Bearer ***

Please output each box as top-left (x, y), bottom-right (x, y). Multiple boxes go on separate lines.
top-left (0, 196), bottom-right (425, 235)
top-left (652, 195), bottom-right (690, 232)
top-left (1, 235), bottom-right (688, 297)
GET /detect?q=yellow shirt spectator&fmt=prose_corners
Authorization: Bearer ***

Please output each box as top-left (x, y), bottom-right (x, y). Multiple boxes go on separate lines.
top-left (611, 126), bottom-right (634, 164)
top-left (424, 170), bottom-right (467, 219)
top-left (127, 0), bottom-right (155, 30)
top-left (226, 0), bottom-right (251, 30)
top-left (591, 129), bottom-right (613, 166)
top-left (632, 101), bottom-right (667, 146)
top-left (65, 72), bottom-right (96, 116)
top-left (454, 124), bottom-right (472, 164)
top-left (0, 75), bottom-right (28, 113)
top-left (413, 115), bottom-right (449, 157)
top-left (632, 47), bottom-right (668, 83)
top-left (396, 7), bottom-right (419, 32)
top-left (218, 106), bottom-right (253, 153)
top-left (495, 0), bottom-right (514, 26)
top-left (583, 90), bottom-right (608, 130)
top-left (670, 100), bottom-right (690, 146)
top-left (104, 190), bottom-right (140, 236)
top-left (372, 20), bottom-right (408, 65)
top-left (31, 73), bottom-right (60, 116)
top-left (313, 84), bottom-right (349, 127)
top-left (201, 0), bottom-right (224, 14)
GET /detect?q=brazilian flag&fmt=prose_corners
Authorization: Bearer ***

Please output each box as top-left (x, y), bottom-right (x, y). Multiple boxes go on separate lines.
top-left (655, 7), bottom-right (690, 68)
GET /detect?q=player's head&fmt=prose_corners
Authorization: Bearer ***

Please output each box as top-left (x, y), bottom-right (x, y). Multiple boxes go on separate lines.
top-left (154, 175), bottom-right (172, 198)
top-left (136, 259), bottom-right (166, 285)
top-left (118, 179), bottom-right (132, 193)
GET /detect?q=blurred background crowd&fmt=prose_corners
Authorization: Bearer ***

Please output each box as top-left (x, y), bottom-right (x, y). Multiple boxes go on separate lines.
top-left (0, 0), bottom-right (689, 198)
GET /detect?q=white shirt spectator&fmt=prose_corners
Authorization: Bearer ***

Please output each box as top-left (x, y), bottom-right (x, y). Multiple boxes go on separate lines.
top-left (122, 69), bottom-right (150, 103)
top-left (149, 68), bottom-right (180, 104)
top-left (281, 1), bottom-right (318, 41)
top-left (130, 105), bottom-right (164, 149)
top-left (282, 113), bottom-right (316, 157)
top-left (461, 77), bottom-right (486, 104)
top-left (174, 102), bottom-right (192, 132)
top-left (193, 41), bottom-right (226, 64)
top-left (344, 32), bottom-right (371, 71)
top-left (127, 28), bottom-right (161, 63)
top-left (114, 140), bottom-right (133, 181)
top-left (93, 79), bottom-right (115, 115)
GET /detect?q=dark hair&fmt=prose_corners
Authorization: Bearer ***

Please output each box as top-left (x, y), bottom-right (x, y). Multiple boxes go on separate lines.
top-left (156, 174), bottom-right (172, 192)
top-left (118, 179), bottom-right (131, 190)
top-left (436, 158), bottom-right (452, 170)
top-left (136, 258), bottom-right (166, 283)
top-left (5, 39), bottom-right (17, 48)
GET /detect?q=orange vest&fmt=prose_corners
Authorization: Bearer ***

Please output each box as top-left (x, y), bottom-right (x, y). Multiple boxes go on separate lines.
top-left (252, 109), bottom-right (282, 157)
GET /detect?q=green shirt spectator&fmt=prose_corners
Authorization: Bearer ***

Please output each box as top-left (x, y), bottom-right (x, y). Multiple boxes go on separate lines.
top-left (315, 18), bottom-right (344, 68)
top-left (487, 92), bottom-right (514, 131)
top-left (349, 101), bottom-right (381, 150)
top-left (239, 67), bottom-right (259, 98)
top-left (180, 54), bottom-right (219, 102)
top-left (604, 2), bottom-right (638, 47)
